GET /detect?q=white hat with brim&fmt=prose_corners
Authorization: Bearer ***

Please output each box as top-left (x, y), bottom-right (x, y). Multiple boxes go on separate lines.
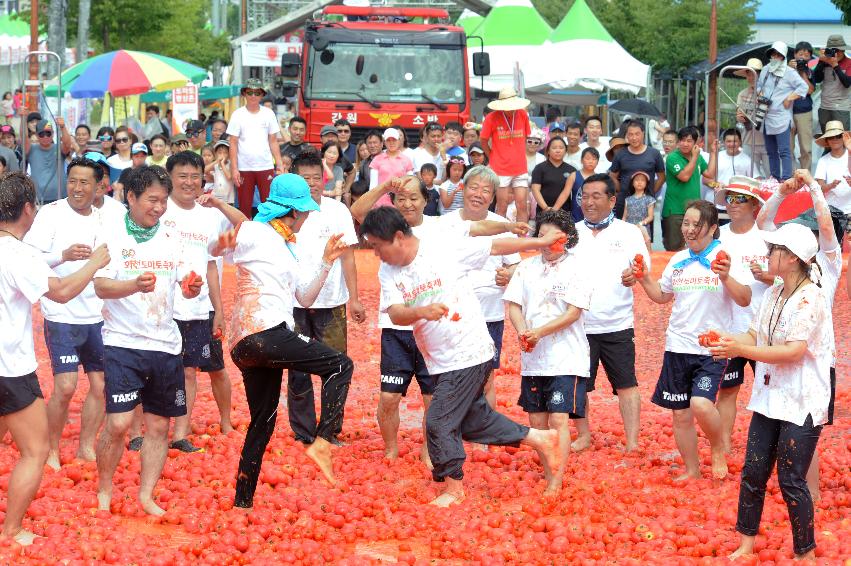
top-left (382, 128), bottom-right (401, 140)
top-left (487, 87), bottom-right (531, 112)
top-left (766, 40), bottom-right (789, 59)
top-left (762, 223), bottom-right (818, 263)
top-left (733, 58), bottom-right (764, 77)
top-left (714, 175), bottom-right (766, 206)
top-left (815, 120), bottom-right (847, 147)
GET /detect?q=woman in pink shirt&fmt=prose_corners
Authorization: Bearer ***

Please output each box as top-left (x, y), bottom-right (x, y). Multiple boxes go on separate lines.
top-left (369, 128), bottom-right (414, 208)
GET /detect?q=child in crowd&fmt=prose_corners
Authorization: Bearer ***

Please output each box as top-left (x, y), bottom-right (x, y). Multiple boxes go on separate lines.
top-left (463, 124), bottom-right (479, 148)
top-left (443, 122), bottom-right (468, 163)
top-left (623, 170), bottom-right (656, 247)
top-left (439, 157), bottom-right (466, 214)
top-left (210, 140), bottom-right (234, 204)
top-left (201, 143), bottom-right (216, 188)
top-left (420, 163), bottom-right (441, 217)
top-left (468, 142), bottom-right (487, 167)
top-left (563, 147), bottom-right (599, 223)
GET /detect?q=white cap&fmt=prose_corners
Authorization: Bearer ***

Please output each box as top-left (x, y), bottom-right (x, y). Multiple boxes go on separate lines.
top-left (382, 128), bottom-right (401, 140)
top-left (767, 40), bottom-right (789, 59)
top-left (131, 142), bottom-right (148, 155)
top-left (763, 223), bottom-right (818, 262)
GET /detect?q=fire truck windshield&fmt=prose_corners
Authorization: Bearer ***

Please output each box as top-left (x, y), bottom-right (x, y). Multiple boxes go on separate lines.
top-left (306, 42), bottom-right (466, 105)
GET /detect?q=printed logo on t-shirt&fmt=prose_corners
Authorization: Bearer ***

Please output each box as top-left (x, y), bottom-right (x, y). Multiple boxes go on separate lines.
top-left (670, 269), bottom-right (721, 292)
top-left (164, 220), bottom-right (177, 228)
top-left (122, 248), bottom-right (136, 259)
top-left (398, 279), bottom-right (443, 305)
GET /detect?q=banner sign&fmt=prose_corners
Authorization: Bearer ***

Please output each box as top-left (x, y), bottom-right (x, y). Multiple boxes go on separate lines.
top-left (241, 42), bottom-right (302, 67)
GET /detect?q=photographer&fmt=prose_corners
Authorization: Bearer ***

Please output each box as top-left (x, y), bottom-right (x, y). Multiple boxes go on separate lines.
top-left (813, 34), bottom-right (850, 132)
top-left (790, 42), bottom-right (816, 170)
top-left (756, 41), bottom-right (809, 180)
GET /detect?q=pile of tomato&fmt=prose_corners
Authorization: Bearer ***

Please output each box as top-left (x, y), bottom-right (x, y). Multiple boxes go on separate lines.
top-left (1, 251), bottom-right (848, 565)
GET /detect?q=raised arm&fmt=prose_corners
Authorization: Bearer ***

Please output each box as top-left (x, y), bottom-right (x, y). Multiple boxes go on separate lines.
top-left (350, 178), bottom-right (396, 223)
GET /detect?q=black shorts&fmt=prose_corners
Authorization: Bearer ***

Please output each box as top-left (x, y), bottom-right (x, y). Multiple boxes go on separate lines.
top-left (0, 373), bottom-right (44, 417)
top-left (103, 346), bottom-right (187, 417)
top-left (827, 367), bottom-right (836, 426)
top-left (720, 357), bottom-right (756, 389)
top-left (518, 375), bottom-right (586, 418)
top-left (379, 328), bottom-right (434, 395)
top-left (587, 328), bottom-right (638, 393)
top-left (44, 320), bottom-right (105, 375)
top-left (198, 311), bottom-right (225, 373)
top-left (651, 351), bottom-right (725, 410)
top-left (486, 320), bottom-right (505, 371)
top-left (175, 318), bottom-right (212, 369)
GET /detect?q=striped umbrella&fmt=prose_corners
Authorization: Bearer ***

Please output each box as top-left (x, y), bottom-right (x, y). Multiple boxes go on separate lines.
top-left (46, 50), bottom-right (207, 99)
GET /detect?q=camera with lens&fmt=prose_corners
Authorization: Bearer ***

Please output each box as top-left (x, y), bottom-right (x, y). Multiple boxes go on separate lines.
top-left (823, 48), bottom-right (838, 57)
top-left (753, 95), bottom-right (771, 131)
top-left (795, 59), bottom-right (809, 72)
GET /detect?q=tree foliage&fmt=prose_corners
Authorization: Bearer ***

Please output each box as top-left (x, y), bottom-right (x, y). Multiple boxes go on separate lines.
top-left (832, 0), bottom-right (851, 25)
top-left (532, 0), bottom-right (757, 73)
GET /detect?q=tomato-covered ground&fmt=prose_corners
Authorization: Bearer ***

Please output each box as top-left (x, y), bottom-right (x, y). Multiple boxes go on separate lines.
top-left (1, 250), bottom-right (849, 565)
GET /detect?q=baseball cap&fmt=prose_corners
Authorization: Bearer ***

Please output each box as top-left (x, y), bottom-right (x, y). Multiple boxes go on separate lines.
top-left (185, 120), bottom-right (205, 135)
top-left (131, 142), bottom-right (148, 155)
top-left (171, 134), bottom-right (188, 144)
top-left (467, 141), bottom-right (485, 154)
top-left (382, 128), bottom-right (401, 140)
top-left (36, 120), bottom-right (52, 134)
top-left (27, 112), bottom-right (42, 123)
top-left (214, 139), bottom-right (230, 150)
top-left (0, 124), bottom-right (14, 136)
top-left (549, 121), bottom-right (566, 132)
top-left (763, 223), bottom-right (818, 262)
top-left (320, 125), bottom-right (338, 137)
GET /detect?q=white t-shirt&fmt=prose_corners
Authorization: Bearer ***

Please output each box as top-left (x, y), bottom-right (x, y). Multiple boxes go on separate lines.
top-left (814, 150), bottom-right (851, 213)
top-left (226, 106), bottom-right (281, 171)
top-left (106, 154), bottom-right (132, 172)
top-left (95, 195), bottom-right (127, 223)
top-left (411, 146), bottom-right (445, 181)
top-left (212, 164), bottom-right (235, 204)
top-left (575, 219), bottom-right (649, 334)
top-left (719, 223), bottom-right (770, 334)
top-left (716, 151), bottom-right (753, 185)
top-left (440, 209), bottom-right (520, 322)
top-left (161, 201), bottom-right (233, 321)
top-left (226, 221), bottom-right (322, 345)
top-left (290, 197), bottom-right (358, 309)
top-left (748, 283), bottom-right (833, 426)
top-left (96, 223), bottom-right (187, 355)
top-left (503, 251), bottom-right (592, 376)
top-left (580, 138), bottom-right (611, 173)
top-left (23, 199), bottom-right (106, 324)
top-left (659, 244), bottom-right (747, 355)
top-left (0, 237), bottom-right (54, 377)
top-left (379, 236), bottom-right (495, 374)
top-left (526, 152), bottom-right (546, 176)
top-left (564, 147), bottom-right (583, 171)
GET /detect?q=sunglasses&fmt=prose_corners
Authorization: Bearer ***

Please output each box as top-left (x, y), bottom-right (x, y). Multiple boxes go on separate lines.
top-left (725, 194), bottom-right (754, 204)
top-left (243, 89), bottom-right (265, 96)
top-left (115, 137), bottom-right (130, 143)
top-left (98, 134), bottom-right (113, 141)
top-left (186, 130), bottom-right (202, 137)
top-left (526, 139), bottom-right (540, 145)
top-left (37, 131), bottom-right (53, 138)
top-left (336, 128), bottom-right (351, 134)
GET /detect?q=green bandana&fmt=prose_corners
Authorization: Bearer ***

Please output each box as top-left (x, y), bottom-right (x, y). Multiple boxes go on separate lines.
top-left (124, 212), bottom-right (160, 244)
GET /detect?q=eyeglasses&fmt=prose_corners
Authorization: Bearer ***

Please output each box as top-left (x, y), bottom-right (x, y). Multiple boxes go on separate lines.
top-left (336, 128), bottom-right (351, 134)
top-left (115, 137), bottom-right (130, 143)
top-left (186, 130), bottom-right (202, 138)
top-left (526, 139), bottom-right (540, 145)
top-left (37, 131), bottom-right (53, 138)
top-left (98, 134), bottom-right (113, 141)
top-left (243, 89), bottom-right (265, 96)
top-left (725, 194), bottom-right (754, 204)
top-left (173, 141), bottom-right (189, 146)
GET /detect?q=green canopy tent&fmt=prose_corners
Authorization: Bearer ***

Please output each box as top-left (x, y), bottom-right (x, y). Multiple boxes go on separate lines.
top-left (140, 85), bottom-right (242, 103)
top-left (456, 8), bottom-right (484, 45)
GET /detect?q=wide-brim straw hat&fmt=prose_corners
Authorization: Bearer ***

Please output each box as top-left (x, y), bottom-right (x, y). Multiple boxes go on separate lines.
top-left (605, 137), bottom-right (627, 162)
top-left (733, 58), bottom-right (764, 77)
top-left (815, 120), bottom-right (847, 147)
top-left (714, 175), bottom-right (766, 206)
top-left (487, 87), bottom-right (531, 112)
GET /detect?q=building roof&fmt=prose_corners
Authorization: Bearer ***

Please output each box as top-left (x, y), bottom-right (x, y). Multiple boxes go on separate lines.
top-left (756, 0), bottom-right (843, 23)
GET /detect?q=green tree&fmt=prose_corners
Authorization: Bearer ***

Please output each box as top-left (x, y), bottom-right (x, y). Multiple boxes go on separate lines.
top-left (832, 0), bottom-right (851, 25)
top-left (134, 0), bottom-right (232, 68)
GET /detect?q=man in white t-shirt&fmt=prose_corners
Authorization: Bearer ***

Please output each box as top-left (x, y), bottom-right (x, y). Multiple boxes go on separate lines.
top-left (93, 166), bottom-right (203, 517)
top-left (813, 121), bottom-right (851, 214)
top-left (226, 78), bottom-right (286, 219)
top-left (0, 172), bottom-right (109, 546)
top-left (23, 157), bottom-right (116, 471)
top-left (572, 174), bottom-right (648, 453)
top-left (362, 206), bottom-right (564, 507)
top-left (411, 122), bottom-right (446, 182)
top-left (579, 116), bottom-right (612, 174)
top-left (286, 153), bottom-right (365, 446)
top-left (717, 129), bottom-right (755, 185)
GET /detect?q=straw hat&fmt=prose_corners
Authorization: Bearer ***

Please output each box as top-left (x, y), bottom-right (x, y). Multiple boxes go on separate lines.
top-left (733, 58), bottom-right (763, 77)
top-left (487, 87), bottom-right (531, 112)
top-left (605, 137), bottom-right (627, 162)
top-left (815, 120), bottom-right (847, 147)
top-left (714, 175), bottom-right (765, 206)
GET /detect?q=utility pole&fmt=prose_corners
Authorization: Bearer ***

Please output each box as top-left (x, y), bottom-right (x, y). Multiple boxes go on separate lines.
top-left (27, 0), bottom-right (39, 112)
top-left (78, 0), bottom-right (91, 64)
top-left (707, 0), bottom-right (718, 148)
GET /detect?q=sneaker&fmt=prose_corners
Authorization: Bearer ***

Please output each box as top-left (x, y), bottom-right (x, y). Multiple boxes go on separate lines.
top-left (169, 439), bottom-right (203, 453)
top-left (128, 436), bottom-right (143, 451)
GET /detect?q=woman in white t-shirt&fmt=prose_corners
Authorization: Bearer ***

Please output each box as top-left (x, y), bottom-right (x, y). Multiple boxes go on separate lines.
top-left (504, 209), bottom-right (591, 495)
top-left (709, 224), bottom-right (830, 562)
top-left (632, 200), bottom-right (752, 482)
top-left (212, 174), bottom-right (352, 509)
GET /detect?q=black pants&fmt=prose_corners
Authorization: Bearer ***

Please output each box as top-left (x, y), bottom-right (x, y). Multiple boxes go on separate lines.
top-left (230, 322), bottom-right (353, 507)
top-left (287, 305), bottom-right (348, 444)
top-left (736, 411), bottom-right (822, 556)
top-left (427, 361), bottom-right (529, 482)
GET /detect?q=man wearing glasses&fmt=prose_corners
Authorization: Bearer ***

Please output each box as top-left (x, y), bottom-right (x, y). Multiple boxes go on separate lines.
top-left (334, 119), bottom-right (357, 164)
top-left (170, 134), bottom-right (190, 154)
top-left (28, 120), bottom-right (65, 203)
top-left (185, 120), bottom-right (207, 154)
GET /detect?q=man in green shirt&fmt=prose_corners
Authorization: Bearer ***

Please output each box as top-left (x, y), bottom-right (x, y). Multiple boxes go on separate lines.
top-left (662, 126), bottom-right (718, 250)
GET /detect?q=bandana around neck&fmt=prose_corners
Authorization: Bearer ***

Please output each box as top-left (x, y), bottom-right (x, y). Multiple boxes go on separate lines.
top-left (672, 239), bottom-right (721, 270)
top-left (124, 212), bottom-right (159, 244)
top-left (584, 210), bottom-right (615, 231)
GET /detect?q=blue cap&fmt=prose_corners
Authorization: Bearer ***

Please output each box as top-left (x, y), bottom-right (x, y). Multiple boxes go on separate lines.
top-left (549, 121), bottom-right (566, 132)
top-left (254, 174), bottom-right (320, 223)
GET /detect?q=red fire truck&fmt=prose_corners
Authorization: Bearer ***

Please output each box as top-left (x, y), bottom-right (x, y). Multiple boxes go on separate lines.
top-left (280, 6), bottom-right (488, 145)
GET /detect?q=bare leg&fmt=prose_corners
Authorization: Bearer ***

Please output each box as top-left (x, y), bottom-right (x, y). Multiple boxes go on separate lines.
top-left (671, 408), bottom-right (700, 481)
top-left (377, 392), bottom-right (402, 459)
top-left (527, 412), bottom-right (552, 482)
top-left (547, 413), bottom-right (571, 494)
top-left (304, 436), bottom-right (336, 486)
top-left (617, 386), bottom-right (641, 452)
top-left (172, 367), bottom-right (197, 442)
top-left (208, 369), bottom-right (233, 433)
top-left (430, 476), bottom-right (465, 507)
top-left (513, 186), bottom-right (530, 225)
top-left (420, 394), bottom-right (432, 470)
top-left (495, 187), bottom-right (511, 218)
top-left (806, 450), bottom-right (820, 504)
top-left (46, 372), bottom-right (78, 470)
top-left (77, 371), bottom-right (105, 461)
top-left (128, 405), bottom-right (143, 441)
top-left (571, 411), bottom-right (592, 452)
top-left (521, 428), bottom-right (562, 488)
top-left (729, 534), bottom-right (755, 560)
top-left (1, 399), bottom-right (49, 545)
top-left (138, 412), bottom-right (170, 516)
top-left (691, 397), bottom-right (727, 479)
top-left (716, 385), bottom-right (740, 454)
top-left (483, 372), bottom-right (496, 409)
top-left (96, 411), bottom-right (134, 512)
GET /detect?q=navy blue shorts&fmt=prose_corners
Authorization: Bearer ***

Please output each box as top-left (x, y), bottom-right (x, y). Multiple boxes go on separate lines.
top-left (175, 318), bottom-right (211, 369)
top-left (379, 328), bottom-right (434, 395)
top-left (43, 320), bottom-right (104, 375)
top-left (720, 356), bottom-right (756, 389)
top-left (518, 375), bottom-right (586, 417)
top-left (827, 366), bottom-right (835, 426)
top-left (651, 351), bottom-right (725, 410)
top-left (198, 311), bottom-right (225, 373)
top-left (103, 346), bottom-right (186, 417)
top-left (486, 320), bottom-right (505, 371)
top-left (588, 328), bottom-right (638, 393)
top-left (0, 373), bottom-right (43, 417)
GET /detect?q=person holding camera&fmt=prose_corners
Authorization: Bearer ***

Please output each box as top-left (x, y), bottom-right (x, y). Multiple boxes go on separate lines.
top-left (813, 35), bottom-right (851, 132)
top-left (735, 59), bottom-right (770, 178)
top-left (756, 41), bottom-right (809, 180)
top-left (790, 42), bottom-right (816, 171)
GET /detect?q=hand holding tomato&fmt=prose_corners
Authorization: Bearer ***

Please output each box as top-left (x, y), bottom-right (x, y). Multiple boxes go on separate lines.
top-left (418, 303), bottom-right (449, 321)
top-left (521, 328), bottom-right (542, 349)
top-left (181, 271), bottom-right (204, 298)
top-left (137, 271), bottom-right (157, 293)
top-left (710, 250), bottom-right (730, 279)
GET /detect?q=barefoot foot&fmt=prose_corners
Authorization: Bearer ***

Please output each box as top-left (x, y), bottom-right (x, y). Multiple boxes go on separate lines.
top-left (711, 446), bottom-right (728, 479)
top-left (97, 490), bottom-right (112, 512)
top-left (75, 448), bottom-right (96, 462)
top-left (12, 530), bottom-right (41, 546)
top-left (46, 451), bottom-right (61, 471)
top-left (220, 422), bottom-right (234, 434)
top-left (305, 437), bottom-right (337, 486)
top-left (673, 470), bottom-right (700, 483)
top-left (729, 545), bottom-right (754, 560)
top-left (429, 490), bottom-right (465, 507)
top-left (139, 497), bottom-right (165, 517)
top-left (419, 446), bottom-right (433, 471)
top-left (570, 435), bottom-right (592, 452)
